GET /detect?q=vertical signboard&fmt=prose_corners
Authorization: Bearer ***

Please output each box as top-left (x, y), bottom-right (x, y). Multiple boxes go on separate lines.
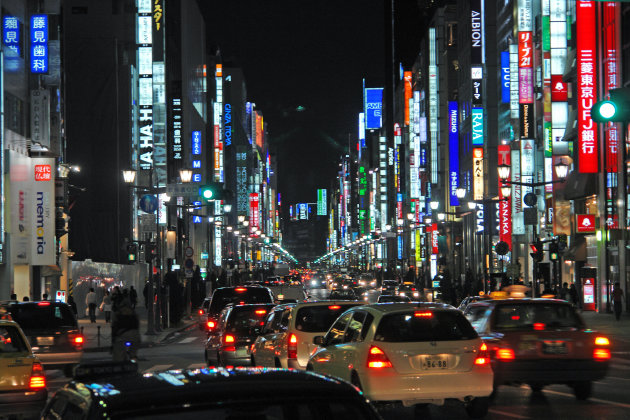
top-left (473, 148), bottom-right (484, 200)
top-left (364, 88), bottom-right (383, 129)
top-left (472, 108), bottom-right (484, 145)
top-left (404, 71), bottom-right (412, 126)
top-left (576, 1), bottom-right (598, 173)
top-left (31, 158), bottom-right (55, 265)
top-left (448, 102), bottom-right (459, 206)
top-left (137, 0), bottom-right (153, 170)
top-left (509, 44), bottom-right (520, 118)
top-left (31, 89), bottom-right (50, 149)
top-left (498, 145), bottom-right (512, 250)
top-left (520, 139), bottom-right (535, 209)
top-left (501, 51), bottom-right (510, 103)
top-left (249, 193), bottom-right (260, 233)
top-left (317, 189), bottom-right (327, 216)
top-left (214, 64), bottom-right (223, 181)
top-left (10, 152), bottom-right (31, 264)
top-left (30, 15), bottom-right (48, 73)
top-left (603, 2), bottom-right (619, 174)
top-left (429, 27), bottom-right (438, 184)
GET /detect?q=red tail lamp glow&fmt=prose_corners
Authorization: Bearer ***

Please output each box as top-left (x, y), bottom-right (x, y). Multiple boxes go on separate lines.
top-left (367, 346), bottom-right (392, 368)
top-left (414, 311), bottom-right (433, 318)
top-left (474, 343), bottom-right (489, 365)
top-left (29, 362), bottom-right (46, 389)
top-left (496, 348), bottom-right (515, 360)
top-left (328, 305), bottom-right (341, 310)
top-left (593, 348), bottom-right (611, 361)
top-left (533, 323), bottom-right (545, 331)
top-left (595, 337), bottom-right (610, 346)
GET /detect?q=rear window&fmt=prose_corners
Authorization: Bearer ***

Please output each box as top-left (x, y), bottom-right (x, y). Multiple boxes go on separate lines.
top-left (493, 303), bottom-right (583, 331)
top-left (10, 304), bottom-right (76, 330)
top-left (209, 288), bottom-right (273, 315)
top-left (0, 326), bottom-right (29, 353)
top-left (295, 305), bottom-right (358, 332)
top-left (374, 311), bottom-right (478, 342)
top-left (225, 306), bottom-right (272, 336)
top-left (383, 281), bottom-right (397, 287)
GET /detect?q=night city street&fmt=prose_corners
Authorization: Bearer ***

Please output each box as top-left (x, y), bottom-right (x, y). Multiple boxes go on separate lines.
top-left (3, 0), bottom-right (630, 418)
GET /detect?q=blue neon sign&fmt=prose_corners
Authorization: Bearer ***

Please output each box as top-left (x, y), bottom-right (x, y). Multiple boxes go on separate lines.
top-left (30, 15), bottom-right (48, 74)
top-left (448, 102), bottom-right (459, 206)
top-left (472, 108), bottom-right (484, 145)
top-left (3, 16), bottom-right (20, 56)
top-left (192, 131), bottom-right (201, 155)
top-left (364, 88), bottom-right (383, 129)
top-left (501, 52), bottom-right (510, 103)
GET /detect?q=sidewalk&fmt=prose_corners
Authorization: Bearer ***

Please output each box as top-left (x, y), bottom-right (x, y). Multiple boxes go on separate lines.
top-left (580, 310), bottom-right (630, 346)
top-left (78, 306), bottom-right (196, 352)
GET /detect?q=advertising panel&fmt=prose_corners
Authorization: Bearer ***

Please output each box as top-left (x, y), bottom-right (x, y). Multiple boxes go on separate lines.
top-left (249, 193), bottom-right (260, 232)
top-left (317, 189), bottom-right (327, 216)
top-left (470, 0), bottom-right (483, 64)
top-left (472, 108), bottom-right (484, 145)
top-left (520, 103), bottom-right (533, 139)
top-left (448, 102), bottom-right (459, 206)
top-left (576, 214), bottom-right (596, 233)
top-left (404, 71), bottom-right (412, 126)
top-left (576, 1), bottom-right (598, 173)
top-left (431, 223), bottom-right (439, 255)
top-left (603, 2), bottom-right (619, 174)
top-left (501, 52), bottom-right (510, 103)
top-left (473, 148), bottom-right (484, 200)
top-left (30, 15), bottom-right (48, 74)
top-left (10, 152), bottom-right (31, 264)
top-left (498, 145), bottom-right (512, 250)
top-left (364, 88), bottom-right (383, 129)
top-left (31, 158), bottom-right (55, 265)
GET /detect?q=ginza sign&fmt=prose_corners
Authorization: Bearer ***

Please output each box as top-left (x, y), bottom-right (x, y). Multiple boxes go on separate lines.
top-left (577, 1), bottom-right (598, 173)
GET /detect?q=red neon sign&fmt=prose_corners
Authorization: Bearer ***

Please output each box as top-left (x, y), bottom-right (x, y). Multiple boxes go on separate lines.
top-left (576, 1), bottom-right (598, 173)
top-left (603, 2), bottom-right (619, 174)
top-left (497, 145), bottom-right (511, 250)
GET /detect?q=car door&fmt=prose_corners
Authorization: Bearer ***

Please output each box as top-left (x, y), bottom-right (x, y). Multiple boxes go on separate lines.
top-left (252, 311), bottom-right (276, 366)
top-left (337, 311), bottom-right (373, 381)
top-left (206, 308), bottom-right (230, 362)
top-left (311, 312), bottom-right (353, 378)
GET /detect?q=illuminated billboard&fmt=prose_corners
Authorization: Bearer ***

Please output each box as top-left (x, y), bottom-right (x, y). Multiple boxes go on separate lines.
top-left (472, 108), bottom-right (484, 145)
top-left (448, 102), bottom-right (459, 206)
top-left (364, 88), bottom-right (383, 129)
top-left (30, 15), bottom-right (48, 73)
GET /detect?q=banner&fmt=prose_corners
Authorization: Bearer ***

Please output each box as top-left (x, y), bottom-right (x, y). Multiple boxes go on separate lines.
top-left (498, 145), bottom-right (512, 250)
top-left (30, 158), bottom-right (56, 265)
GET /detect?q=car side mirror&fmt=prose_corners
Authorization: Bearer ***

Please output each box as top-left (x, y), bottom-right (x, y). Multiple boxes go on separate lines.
top-left (313, 335), bottom-right (326, 346)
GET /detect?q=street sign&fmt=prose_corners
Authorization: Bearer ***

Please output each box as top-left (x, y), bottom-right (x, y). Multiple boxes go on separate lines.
top-left (166, 183), bottom-right (199, 197)
top-left (139, 194), bottom-right (159, 213)
top-left (184, 258), bottom-right (194, 269)
top-left (55, 290), bottom-right (66, 303)
top-left (185, 246), bottom-right (194, 258)
top-left (139, 214), bottom-right (157, 233)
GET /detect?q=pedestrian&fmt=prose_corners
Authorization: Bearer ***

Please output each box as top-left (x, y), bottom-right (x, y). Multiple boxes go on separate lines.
top-left (22, 296), bottom-right (29, 302)
top-left (569, 283), bottom-right (579, 306)
top-left (86, 287), bottom-right (97, 323)
top-left (101, 291), bottom-right (113, 323)
top-left (67, 295), bottom-right (78, 318)
top-left (9, 293), bottom-right (16, 301)
top-left (42, 293), bottom-right (49, 301)
top-left (143, 281), bottom-right (149, 309)
top-left (612, 282), bottom-right (624, 321)
top-left (560, 282), bottom-right (570, 301)
top-left (129, 286), bottom-right (138, 309)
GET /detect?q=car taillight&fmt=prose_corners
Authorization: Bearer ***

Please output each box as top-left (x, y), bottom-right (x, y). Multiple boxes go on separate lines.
top-left (69, 333), bottom-right (84, 348)
top-left (288, 334), bottom-right (298, 359)
top-left (37, 301), bottom-right (50, 306)
top-left (328, 305), bottom-right (341, 310)
top-left (367, 346), bottom-right (392, 368)
top-left (595, 337), bottom-right (610, 346)
top-left (29, 361), bottom-right (46, 390)
top-left (255, 309), bottom-right (267, 315)
top-left (207, 320), bottom-right (216, 330)
top-left (594, 348), bottom-right (611, 360)
top-left (223, 334), bottom-right (236, 352)
top-left (533, 323), bottom-right (545, 331)
top-left (235, 287), bottom-right (247, 292)
top-left (474, 343), bottom-right (489, 365)
top-left (198, 309), bottom-right (204, 315)
top-left (496, 348), bottom-right (515, 361)
top-left (414, 311), bottom-right (433, 318)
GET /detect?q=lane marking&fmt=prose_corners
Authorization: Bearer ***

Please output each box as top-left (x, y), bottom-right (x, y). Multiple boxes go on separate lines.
top-left (178, 337), bottom-right (197, 344)
top-left (543, 389), bottom-right (630, 409)
top-left (143, 364), bottom-right (173, 373)
top-left (488, 409), bottom-right (530, 419)
top-left (187, 363), bottom-right (207, 369)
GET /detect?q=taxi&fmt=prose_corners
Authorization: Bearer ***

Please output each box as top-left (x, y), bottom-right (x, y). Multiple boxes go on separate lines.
top-left (472, 298), bottom-right (610, 400)
top-left (0, 318), bottom-right (47, 418)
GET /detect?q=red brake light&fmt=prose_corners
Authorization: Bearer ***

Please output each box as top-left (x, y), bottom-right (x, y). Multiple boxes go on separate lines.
top-left (511, 315), bottom-right (520, 320)
top-left (594, 348), bottom-right (611, 361)
top-left (414, 311), bottom-right (433, 318)
top-left (328, 305), bottom-right (341, 310)
top-left (288, 333), bottom-right (298, 359)
top-left (235, 287), bottom-right (247, 292)
top-left (255, 309), bottom-right (267, 315)
top-left (29, 361), bottom-right (46, 389)
top-left (474, 343), bottom-right (489, 365)
top-left (74, 336), bottom-right (84, 344)
top-left (222, 334), bottom-right (236, 352)
top-left (207, 320), bottom-right (216, 329)
top-left (496, 348), bottom-right (515, 360)
top-left (198, 309), bottom-right (204, 315)
top-left (367, 346), bottom-right (392, 368)
top-left (37, 301), bottom-right (51, 306)
top-left (533, 323), bottom-right (545, 331)
top-left (224, 334), bottom-right (235, 343)
top-left (595, 337), bottom-right (610, 346)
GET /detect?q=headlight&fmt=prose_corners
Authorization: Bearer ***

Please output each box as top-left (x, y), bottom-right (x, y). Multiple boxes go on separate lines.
top-left (359, 281), bottom-right (366, 286)
top-left (343, 285), bottom-right (348, 289)
top-left (311, 280), bottom-right (317, 286)
top-left (413, 292), bottom-right (420, 297)
top-left (399, 292), bottom-right (405, 296)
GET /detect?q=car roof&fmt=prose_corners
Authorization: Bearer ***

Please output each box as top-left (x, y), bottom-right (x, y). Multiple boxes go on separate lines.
top-left (356, 302), bottom-right (455, 314)
top-left (291, 301), bottom-right (362, 309)
top-left (482, 297), bottom-right (570, 305)
top-left (64, 366), bottom-right (368, 412)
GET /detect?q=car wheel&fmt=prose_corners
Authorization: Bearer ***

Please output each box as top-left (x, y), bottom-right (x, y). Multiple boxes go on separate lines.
top-left (465, 397), bottom-right (489, 419)
top-left (529, 383), bottom-right (544, 393)
top-left (350, 371), bottom-right (362, 391)
top-left (573, 381), bottom-right (592, 400)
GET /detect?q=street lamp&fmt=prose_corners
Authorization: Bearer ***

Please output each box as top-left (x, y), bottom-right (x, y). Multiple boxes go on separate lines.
top-left (497, 159), bottom-right (569, 188)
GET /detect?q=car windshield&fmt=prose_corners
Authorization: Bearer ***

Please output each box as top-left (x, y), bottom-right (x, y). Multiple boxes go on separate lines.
top-left (225, 307), bottom-right (272, 336)
top-left (10, 304), bottom-right (76, 330)
top-left (0, 325), bottom-right (29, 353)
top-left (295, 305), bottom-right (358, 332)
top-left (493, 303), bottom-right (583, 331)
top-left (374, 311), bottom-right (478, 342)
top-left (209, 289), bottom-right (272, 315)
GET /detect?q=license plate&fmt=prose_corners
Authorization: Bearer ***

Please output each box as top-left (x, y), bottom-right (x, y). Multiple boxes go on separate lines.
top-left (542, 341), bottom-right (567, 354)
top-left (424, 357), bottom-right (448, 370)
top-left (37, 336), bottom-right (54, 346)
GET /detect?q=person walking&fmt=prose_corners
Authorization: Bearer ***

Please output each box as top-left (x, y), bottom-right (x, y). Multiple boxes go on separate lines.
top-left (569, 283), bottom-right (579, 306)
top-left (612, 282), bottom-right (624, 321)
top-left (129, 286), bottom-right (138, 309)
top-left (86, 288), bottom-right (97, 323)
top-left (101, 291), bottom-right (113, 323)
top-left (67, 295), bottom-right (78, 318)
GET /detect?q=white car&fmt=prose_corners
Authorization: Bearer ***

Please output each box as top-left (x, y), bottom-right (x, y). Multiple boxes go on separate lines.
top-left (307, 303), bottom-right (493, 418)
top-left (250, 301), bottom-right (362, 369)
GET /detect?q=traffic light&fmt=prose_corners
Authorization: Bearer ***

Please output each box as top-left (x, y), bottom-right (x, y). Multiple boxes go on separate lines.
top-left (530, 240), bottom-right (543, 263)
top-left (145, 243), bottom-right (157, 263)
top-left (127, 243), bottom-right (138, 263)
top-left (199, 184), bottom-right (223, 201)
top-left (548, 241), bottom-right (559, 261)
top-left (591, 88), bottom-right (630, 123)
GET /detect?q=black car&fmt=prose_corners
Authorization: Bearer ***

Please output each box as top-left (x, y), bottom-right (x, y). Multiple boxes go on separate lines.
top-left (328, 288), bottom-right (358, 301)
top-left (42, 362), bottom-right (383, 419)
top-left (205, 286), bottom-right (274, 334)
top-left (380, 279), bottom-right (399, 295)
top-left (205, 303), bottom-right (276, 367)
top-left (2, 301), bottom-right (83, 376)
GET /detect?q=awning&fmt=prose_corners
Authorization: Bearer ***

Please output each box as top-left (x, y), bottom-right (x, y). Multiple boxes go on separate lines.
top-left (562, 171), bottom-right (597, 200)
top-left (41, 265), bottom-right (62, 277)
top-left (564, 235), bottom-right (586, 262)
top-left (562, 108), bottom-right (578, 143)
top-left (563, 47), bottom-right (576, 83)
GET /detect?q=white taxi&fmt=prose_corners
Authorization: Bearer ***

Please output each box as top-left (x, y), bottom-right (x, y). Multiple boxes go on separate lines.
top-left (307, 303), bottom-right (493, 418)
